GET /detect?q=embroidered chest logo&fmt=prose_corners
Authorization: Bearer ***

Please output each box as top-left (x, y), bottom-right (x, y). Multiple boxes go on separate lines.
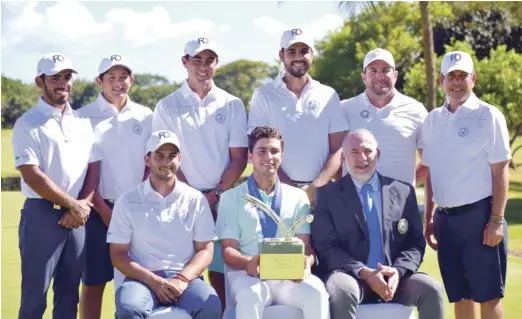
top-left (307, 100), bottom-right (319, 112)
top-left (458, 127), bottom-right (469, 137)
top-left (360, 110), bottom-right (370, 119)
top-left (215, 113), bottom-right (226, 124)
top-left (132, 124), bottom-right (143, 135)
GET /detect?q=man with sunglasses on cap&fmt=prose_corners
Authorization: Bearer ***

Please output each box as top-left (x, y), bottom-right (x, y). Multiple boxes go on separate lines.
top-left (108, 130), bottom-right (221, 319)
top-left (76, 55), bottom-right (153, 319)
top-left (341, 48), bottom-right (428, 187)
top-left (12, 53), bottom-right (101, 319)
top-left (153, 38), bottom-right (248, 310)
top-left (422, 51), bottom-right (510, 319)
top-left (248, 28), bottom-right (348, 207)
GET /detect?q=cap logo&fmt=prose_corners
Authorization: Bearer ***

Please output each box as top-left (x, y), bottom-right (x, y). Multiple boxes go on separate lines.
top-left (198, 37), bottom-right (209, 44)
top-left (52, 55), bottom-right (65, 62)
top-left (450, 53), bottom-right (462, 62)
top-left (158, 131), bottom-right (171, 138)
top-left (110, 55), bottom-right (122, 61)
top-left (291, 28), bottom-right (303, 36)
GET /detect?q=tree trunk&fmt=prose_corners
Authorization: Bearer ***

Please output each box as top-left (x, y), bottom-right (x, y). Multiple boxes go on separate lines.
top-left (420, 1), bottom-right (437, 111)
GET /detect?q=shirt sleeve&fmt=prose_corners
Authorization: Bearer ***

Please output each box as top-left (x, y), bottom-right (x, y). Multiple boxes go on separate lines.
top-left (152, 100), bottom-right (171, 132)
top-left (193, 195), bottom-right (217, 242)
top-left (247, 89), bottom-right (270, 134)
top-left (216, 191), bottom-right (241, 241)
top-left (295, 190), bottom-right (311, 235)
top-left (12, 119), bottom-right (41, 168)
top-left (327, 91), bottom-right (350, 134)
top-left (486, 108), bottom-right (512, 163)
top-left (88, 125), bottom-right (102, 163)
top-left (107, 197), bottom-right (133, 244)
top-left (415, 104), bottom-right (429, 149)
top-left (228, 99), bottom-right (248, 148)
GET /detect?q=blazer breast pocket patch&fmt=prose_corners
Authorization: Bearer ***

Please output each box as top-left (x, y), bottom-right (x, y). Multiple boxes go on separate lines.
top-left (397, 218), bottom-right (408, 235)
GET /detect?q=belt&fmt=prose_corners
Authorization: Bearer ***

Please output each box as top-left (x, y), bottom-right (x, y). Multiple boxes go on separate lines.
top-left (292, 180), bottom-right (313, 187)
top-left (104, 199), bottom-right (115, 204)
top-left (200, 189), bottom-right (214, 194)
top-left (26, 198), bottom-right (65, 210)
top-left (438, 196), bottom-right (491, 215)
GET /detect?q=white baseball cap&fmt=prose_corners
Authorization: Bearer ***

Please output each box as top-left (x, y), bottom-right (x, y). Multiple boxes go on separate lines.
top-left (184, 37), bottom-right (218, 57)
top-left (441, 51), bottom-right (474, 76)
top-left (146, 130), bottom-right (181, 155)
top-left (98, 54), bottom-right (133, 75)
top-left (280, 28), bottom-right (314, 50)
top-left (36, 53), bottom-right (77, 76)
top-left (363, 48), bottom-right (395, 71)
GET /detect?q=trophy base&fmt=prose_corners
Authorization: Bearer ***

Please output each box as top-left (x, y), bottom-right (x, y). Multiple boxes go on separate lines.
top-left (259, 237), bottom-right (305, 280)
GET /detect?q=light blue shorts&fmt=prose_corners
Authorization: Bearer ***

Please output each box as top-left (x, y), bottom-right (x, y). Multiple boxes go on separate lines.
top-left (208, 240), bottom-right (224, 273)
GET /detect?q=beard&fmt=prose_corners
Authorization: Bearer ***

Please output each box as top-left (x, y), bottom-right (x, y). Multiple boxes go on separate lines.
top-left (42, 82), bottom-right (68, 106)
top-left (284, 61), bottom-right (309, 78)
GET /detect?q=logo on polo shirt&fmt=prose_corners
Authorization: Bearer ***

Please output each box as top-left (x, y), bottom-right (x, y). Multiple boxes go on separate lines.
top-left (360, 110), bottom-right (370, 119)
top-left (458, 127), bottom-right (469, 137)
top-left (308, 100), bottom-right (319, 111)
top-left (133, 124), bottom-right (143, 135)
top-left (215, 113), bottom-right (226, 124)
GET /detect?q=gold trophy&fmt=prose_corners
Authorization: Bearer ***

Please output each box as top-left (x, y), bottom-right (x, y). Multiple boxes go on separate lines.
top-left (243, 194), bottom-right (314, 280)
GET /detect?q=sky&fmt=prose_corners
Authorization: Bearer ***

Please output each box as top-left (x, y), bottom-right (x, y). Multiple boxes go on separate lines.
top-left (1, 1), bottom-right (347, 85)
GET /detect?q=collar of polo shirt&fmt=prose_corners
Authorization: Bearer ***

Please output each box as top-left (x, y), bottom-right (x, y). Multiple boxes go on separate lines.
top-left (96, 93), bottom-right (135, 113)
top-left (143, 177), bottom-right (182, 199)
top-left (272, 70), bottom-right (318, 90)
top-left (443, 93), bottom-right (480, 113)
top-left (180, 80), bottom-right (218, 102)
top-left (36, 97), bottom-right (73, 117)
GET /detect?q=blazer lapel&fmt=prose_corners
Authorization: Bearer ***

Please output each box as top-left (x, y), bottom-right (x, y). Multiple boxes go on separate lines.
top-left (340, 176), bottom-right (369, 240)
top-left (379, 174), bottom-right (395, 264)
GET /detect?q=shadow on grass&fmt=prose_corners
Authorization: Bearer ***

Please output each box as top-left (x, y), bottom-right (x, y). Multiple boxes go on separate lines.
top-left (509, 181), bottom-right (522, 193)
top-left (506, 198), bottom-right (522, 225)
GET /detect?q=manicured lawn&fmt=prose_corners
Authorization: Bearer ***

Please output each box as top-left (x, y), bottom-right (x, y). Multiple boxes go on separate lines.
top-left (1, 129), bottom-right (18, 178)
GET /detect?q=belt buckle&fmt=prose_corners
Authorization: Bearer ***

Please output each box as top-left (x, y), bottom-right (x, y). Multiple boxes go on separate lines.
top-left (53, 203), bottom-right (61, 210)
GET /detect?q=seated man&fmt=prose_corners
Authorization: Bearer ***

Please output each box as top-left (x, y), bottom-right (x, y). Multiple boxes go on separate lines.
top-left (107, 130), bottom-right (221, 319)
top-left (311, 129), bottom-right (444, 319)
top-left (217, 125), bottom-right (330, 319)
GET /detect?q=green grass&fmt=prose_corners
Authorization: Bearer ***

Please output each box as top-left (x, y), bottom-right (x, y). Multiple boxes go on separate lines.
top-left (1, 129), bottom-right (18, 178)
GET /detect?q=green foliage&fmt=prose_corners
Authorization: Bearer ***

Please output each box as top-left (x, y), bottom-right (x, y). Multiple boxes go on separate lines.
top-left (70, 79), bottom-right (99, 110)
top-left (128, 83), bottom-right (179, 110)
top-left (214, 60), bottom-right (278, 111)
top-left (1, 76), bottom-right (39, 128)
top-left (312, 1), bottom-right (453, 100)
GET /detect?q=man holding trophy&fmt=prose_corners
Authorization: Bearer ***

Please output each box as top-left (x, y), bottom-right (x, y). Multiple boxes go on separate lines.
top-left (216, 125), bottom-right (330, 319)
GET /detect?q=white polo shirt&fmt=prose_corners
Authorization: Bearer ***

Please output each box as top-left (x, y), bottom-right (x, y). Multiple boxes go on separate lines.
top-left (76, 93), bottom-right (124, 128)
top-left (342, 90), bottom-right (427, 185)
top-left (248, 72), bottom-right (349, 182)
top-left (153, 81), bottom-right (248, 190)
top-left (421, 94), bottom-right (511, 207)
top-left (89, 95), bottom-right (153, 200)
top-left (107, 178), bottom-right (216, 271)
top-left (12, 97), bottom-right (100, 198)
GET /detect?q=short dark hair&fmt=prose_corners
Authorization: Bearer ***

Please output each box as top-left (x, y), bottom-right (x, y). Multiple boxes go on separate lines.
top-left (248, 125), bottom-right (284, 153)
top-left (98, 67), bottom-right (132, 80)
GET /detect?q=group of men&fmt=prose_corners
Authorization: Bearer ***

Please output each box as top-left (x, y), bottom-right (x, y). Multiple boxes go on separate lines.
top-left (12, 27), bottom-right (509, 319)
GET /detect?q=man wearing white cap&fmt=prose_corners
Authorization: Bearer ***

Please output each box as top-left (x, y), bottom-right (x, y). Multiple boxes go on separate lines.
top-left (248, 28), bottom-right (349, 206)
top-left (12, 53), bottom-right (101, 318)
top-left (108, 130), bottom-right (221, 319)
top-left (422, 51), bottom-right (510, 319)
top-left (76, 55), bottom-right (153, 319)
top-left (153, 37), bottom-right (248, 309)
top-left (341, 48), bottom-right (428, 186)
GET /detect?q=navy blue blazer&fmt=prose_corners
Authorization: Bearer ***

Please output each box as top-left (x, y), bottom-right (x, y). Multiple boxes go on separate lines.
top-left (311, 173), bottom-right (426, 280)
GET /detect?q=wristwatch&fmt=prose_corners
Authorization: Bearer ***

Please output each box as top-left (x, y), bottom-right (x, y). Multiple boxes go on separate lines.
top-left (214, 188), bottom-right (224, 199)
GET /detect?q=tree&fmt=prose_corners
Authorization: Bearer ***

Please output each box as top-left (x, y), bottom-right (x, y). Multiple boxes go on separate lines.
top-left (1, 75), bottom-right (39, 128)
top-left (70, 79), bottom-right (99, 110)
top-left (128, 82), bottom-right (179, 110)
top-left (420, 1), bottom-right (437, 111)
top-left (214, 60), bottom-right (278, 111)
